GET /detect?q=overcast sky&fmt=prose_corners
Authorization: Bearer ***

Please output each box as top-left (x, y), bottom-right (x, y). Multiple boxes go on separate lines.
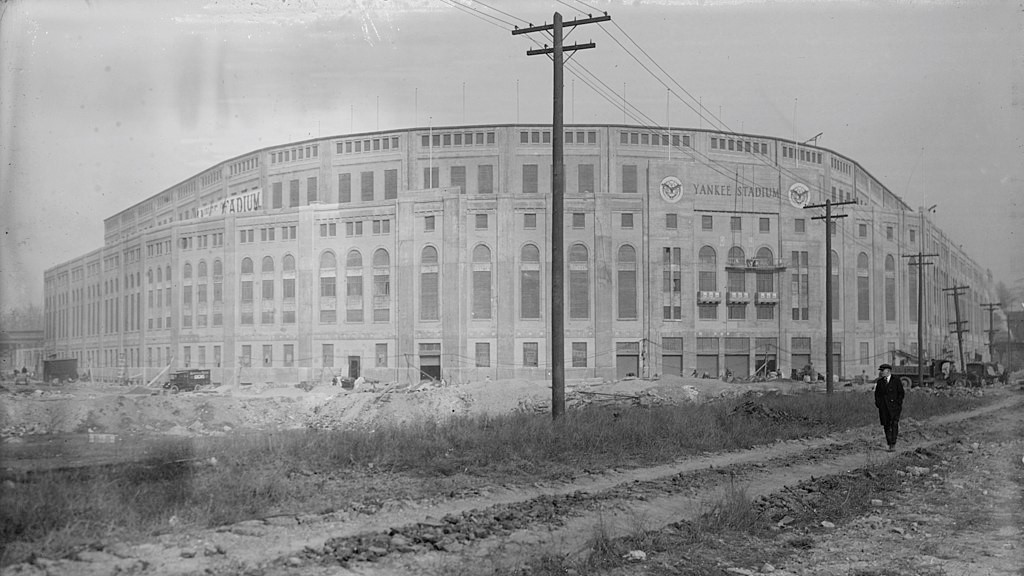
top-left (2, 0), bottom-right (1022, 313)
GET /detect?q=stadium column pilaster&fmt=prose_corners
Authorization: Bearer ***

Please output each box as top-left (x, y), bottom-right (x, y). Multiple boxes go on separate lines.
top-left (441, 194), bottom-right (465, 384)
top-left (222, 214), bottom-right (237, 386)
top-left (396, 193), bottom-right (417, 387)
top-left (296, 204), bottom-right (316, 384)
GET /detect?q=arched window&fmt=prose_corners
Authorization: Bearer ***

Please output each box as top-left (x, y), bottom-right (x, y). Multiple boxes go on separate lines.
top-left (283, 254), bottom-right (295, 272)
top-left (726, 247), bottom-right (745, 319)
top-left (472, 244), bottom-right (492, 320)
top-left (261, 256), bottom-right (275, 308)
top-left (727, 247), bottom-right (745, 292)
top-left (373, 249), bottom-right (390, 322)
top-left (197, 260), bottom-right (208, 307)
top-left (520, 244), bottom-right (541, 319)
top-left (148, 269), bottom-right (153, 284)
top-left (183, 262), bottom-right (192, 280)
top-left (857, 252), bottom-right (870, 321)
top-left (156, 267), bottom-right (162, 283)
top-left (165, 266), bottom-right (171, 282)
top-left (319, 251), bottom-right (336, 270)
top-left (617, 245), bottom-right (637, 320)
top-left (755, 247), bottom-right (774, 292)
top-left (346, 250), bottom-right (363, 322)
top-left (213, 259), bottom-right (224, 305)
top-left (698, 246), bottom-right (717, 291)
top-left (319, 251), bottom-right (337, 323)
top-left (884, 254), bottom-right (896, 322)
top-left (241, 257), bottom-right (254, 274)
top-left (698, 246), bottom-right (717, 320)
top-left (568, 243), bottom-right (590, 319)
top-left (420, 246), bottom-right (439, 320)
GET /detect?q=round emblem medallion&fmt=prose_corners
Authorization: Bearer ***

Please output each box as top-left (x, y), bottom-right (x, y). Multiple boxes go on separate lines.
top-left (660, 176), bottom-right (683, 203)
top-left (788, 182), bottom-right (810, 208)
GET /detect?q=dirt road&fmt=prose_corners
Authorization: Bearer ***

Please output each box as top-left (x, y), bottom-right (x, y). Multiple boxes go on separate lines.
top-left (8, 390), bottom-right (1021, 576)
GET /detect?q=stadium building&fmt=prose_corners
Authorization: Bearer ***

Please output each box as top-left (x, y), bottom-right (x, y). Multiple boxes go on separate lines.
top-left (43, 124), bottom-right (996, 386)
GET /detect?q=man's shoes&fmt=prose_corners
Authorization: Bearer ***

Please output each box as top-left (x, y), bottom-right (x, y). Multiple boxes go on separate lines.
top-left (887, 444), bottom-right (895, 452)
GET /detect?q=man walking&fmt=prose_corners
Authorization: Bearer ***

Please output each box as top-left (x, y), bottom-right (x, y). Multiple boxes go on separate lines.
top-left (874, 363), bottom-right (905, 451)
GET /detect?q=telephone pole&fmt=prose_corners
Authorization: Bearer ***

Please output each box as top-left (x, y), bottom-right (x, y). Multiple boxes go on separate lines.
top-left (981, 302), bottom-right (1001, 361)
top-left (805, 198), bottom-right (856, 394)
top-left (943, 285), bottom-right (969, 372)
top-left (903, 252), bottom-right (937, 388)
top-left (513, 11), bottom-right (610, 419)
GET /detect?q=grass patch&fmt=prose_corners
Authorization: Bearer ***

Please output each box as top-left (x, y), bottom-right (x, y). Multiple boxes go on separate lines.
top-left (0, 390), bottom-right (991, 566)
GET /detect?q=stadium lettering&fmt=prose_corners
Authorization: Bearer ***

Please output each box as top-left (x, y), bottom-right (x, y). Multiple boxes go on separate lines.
top-left (692, 184), bottom-right (779, 198)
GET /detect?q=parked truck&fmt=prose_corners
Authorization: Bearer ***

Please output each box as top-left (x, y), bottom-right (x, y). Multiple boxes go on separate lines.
top-left (890, 359), bottom-right (955, 388)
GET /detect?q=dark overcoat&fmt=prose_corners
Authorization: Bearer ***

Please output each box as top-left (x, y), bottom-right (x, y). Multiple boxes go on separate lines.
top-left (874, 375), bottom-right (905, 426)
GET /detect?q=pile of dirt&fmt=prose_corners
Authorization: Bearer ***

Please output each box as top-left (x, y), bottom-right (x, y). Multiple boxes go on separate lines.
top-left (0, 375), bottom-right (851, 440)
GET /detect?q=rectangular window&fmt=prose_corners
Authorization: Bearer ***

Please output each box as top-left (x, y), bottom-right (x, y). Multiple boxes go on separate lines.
top-left (425, 215), bottom-right (435, 232)
top-left (795, 218), bottom-right (806, 233)
top-left (860, 342), bottom-right (870, 364)
top-left (578, 164), bottom-right (594, 194)
top-left (886, 226), bottom-right (894, 240)
top-left (262, 345), bottom-right (272, 367)
top-left (523, 342), bottom-right (539, 367)
top-left (478, 164), bottom-right (494, 194)
top-left (272, 182), bottom-right (283, 209)
top-left (384, 169), bottom-right (398, 199)
top-left (475, 213), bottom-right (488, 230)
top-left (307, 176), bottom-right (318, 203)
top-left (522, 164), bottom-right (538, 194)
top-left (858, 222), bottom-right (868, 237)
top-left (339, 173), bottom-right (352, 203)
top-left (524, 213), bottom-right (537, 229)
top-left (423, 166), bottom-right (439, 188)
top-left (572, 213), bottom-right (585, 229)
top-left (320, 276), bottom-right (336, 298)
top-left (289, 179), bottom-right (300, 207)
top-left (284, 344), bottom-right (294, 367)
top-left (702, 215), bottom-right (713, 231)
top-left (666, 213), bottom-right (677, 229)
top-left (283, 278), bottom-right (295, 299)
top-left (621, 213), bottom-right (634, 229)
top-left (451, 165), bottom-right (466, 194)
top-left (323, 344), bottom-right (334, 367)
top-left (475, 342), bottom-right (490, 367)
top-left (759, 218), bottom-right (770, 233)
top-left (572, 342), bottom-right (588, 368)
top-left (421, 270), bottom-right (439, 321)
top-left (361, 171), bottom-right (374, 201)
top-left (376, 343), bottom-right (388, 367)
top-left (262, 279), bottom-right (274, 300)
top-left (621, 164), bottom-right (637, 193)
top-left (241, 281), bottom-right (253, 302)
top-left (909, 229), bottom-right (916, 243)
top-left (730, 216), bottom-right (742, 231)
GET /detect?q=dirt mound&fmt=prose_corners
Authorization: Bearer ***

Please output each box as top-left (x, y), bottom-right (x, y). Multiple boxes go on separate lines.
top-left (0, 375), bottom-right (844, 440)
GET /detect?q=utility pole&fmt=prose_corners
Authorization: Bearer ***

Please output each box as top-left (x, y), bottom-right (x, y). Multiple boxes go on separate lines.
top-left (513, 11), bottom-right (609, 419)
top-left (805, 198), bottom-right (856, 394)
top-left (981, 302), bottom-right (1001, 361)
top-left (944, 285), bottom-right (969, 372)
top-left (903, 252), bottom-right (937, 388)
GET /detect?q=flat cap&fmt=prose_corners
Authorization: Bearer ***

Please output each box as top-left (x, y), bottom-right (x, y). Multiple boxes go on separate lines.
top-left (878, 363), bottom-right (892, 371)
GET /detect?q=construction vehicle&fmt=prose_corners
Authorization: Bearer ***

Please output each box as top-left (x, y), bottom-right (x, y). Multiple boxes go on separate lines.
top-left (890, 358), bottom-right (955, 388)
top-left (163, 369), bottom-right (211, 393)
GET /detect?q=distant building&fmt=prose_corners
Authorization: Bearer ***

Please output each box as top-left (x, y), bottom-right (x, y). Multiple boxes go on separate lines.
top-left (0, 329), bottom-right (44, 376)
top-left (44, 124), bottom-right (995, 385)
